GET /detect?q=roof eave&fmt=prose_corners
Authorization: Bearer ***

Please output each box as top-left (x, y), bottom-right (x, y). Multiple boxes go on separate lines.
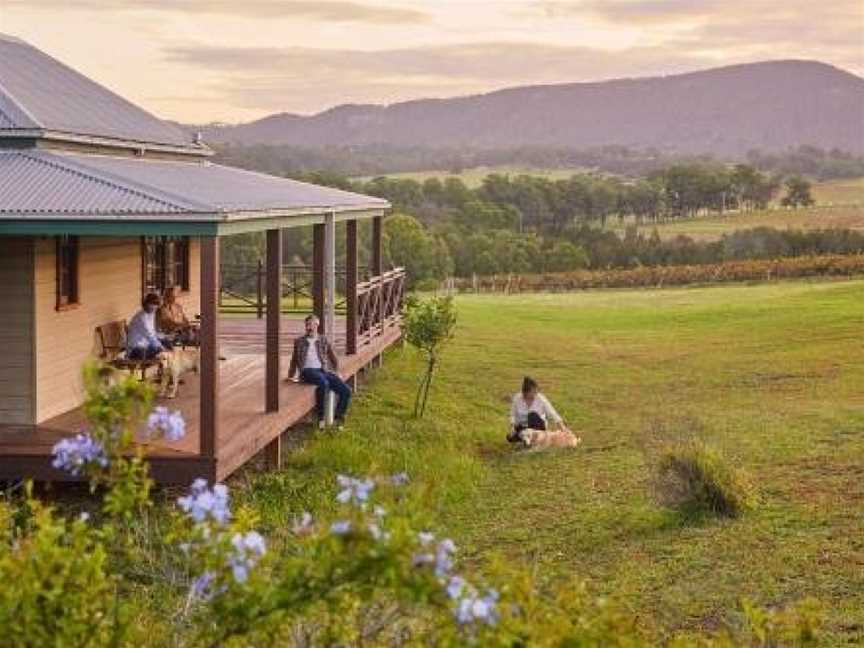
top-left (0, 128), bottom-right (213, 157)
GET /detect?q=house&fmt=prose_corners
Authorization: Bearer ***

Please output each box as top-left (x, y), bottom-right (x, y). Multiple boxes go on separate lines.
top-left (0, 34), bottom-right (403, 483)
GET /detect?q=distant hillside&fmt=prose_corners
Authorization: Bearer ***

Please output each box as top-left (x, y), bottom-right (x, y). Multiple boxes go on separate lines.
top-left (194, 60), bottom-right (864, 157)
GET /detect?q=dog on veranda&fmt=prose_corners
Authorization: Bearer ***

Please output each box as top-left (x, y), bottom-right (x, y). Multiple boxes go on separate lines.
top-left (159, 348), bottom-right (200, 398)
top-left (517, 426), bottom-right (582, 450)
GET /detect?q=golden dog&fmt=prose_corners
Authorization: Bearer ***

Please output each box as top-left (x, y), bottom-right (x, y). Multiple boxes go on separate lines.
top-left (518, 427), bottom-right (581, 450)
top-left (159, 348), bottom-right (200, 398)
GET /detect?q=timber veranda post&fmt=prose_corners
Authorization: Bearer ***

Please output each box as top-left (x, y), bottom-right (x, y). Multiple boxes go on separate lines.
top-left (346, 218), bottom-right (358, 355)
top-left (199, 236), bottom-right (220, 479)
top-left (312, 223), bottom-right (325, 334)
top-left (324, 211), bottom-right (337, 343)
top-left (265, 229), bottom-right (281, 413)
top-left (371, 215), bottom-right (384, 337)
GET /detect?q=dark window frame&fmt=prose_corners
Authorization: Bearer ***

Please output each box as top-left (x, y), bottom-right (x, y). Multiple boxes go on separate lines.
top-left (55, 235), bottom-right (80, 310)
top-left (141, 236), bottom-right (190, 296)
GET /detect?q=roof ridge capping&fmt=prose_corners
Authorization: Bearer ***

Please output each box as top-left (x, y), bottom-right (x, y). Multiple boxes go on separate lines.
top-left (0, 33), bottom-right (212, 157)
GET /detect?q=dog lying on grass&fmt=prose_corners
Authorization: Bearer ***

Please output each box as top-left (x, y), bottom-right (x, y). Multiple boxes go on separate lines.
top-left (159, 348), bottom-right (200, 398)
top-left (517, 426), bottom-right (582, 450)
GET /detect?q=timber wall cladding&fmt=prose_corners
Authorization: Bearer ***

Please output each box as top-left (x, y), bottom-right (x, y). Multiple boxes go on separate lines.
top-left (34, 237), bottom-right (201, 423)
top-left (0, 237), bottom-right (35, 424)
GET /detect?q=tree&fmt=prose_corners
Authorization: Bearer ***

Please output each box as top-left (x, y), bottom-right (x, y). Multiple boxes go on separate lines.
top-left (781, 176), bottom-right (815, 208)
top-left (403, 295), bottom-right (457, 418)
top-left (385, 213), bottom-right (452, 286)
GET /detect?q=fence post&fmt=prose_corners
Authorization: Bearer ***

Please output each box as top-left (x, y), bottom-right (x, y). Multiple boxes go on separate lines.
top-left (256, 258), bottom-right (264, 319)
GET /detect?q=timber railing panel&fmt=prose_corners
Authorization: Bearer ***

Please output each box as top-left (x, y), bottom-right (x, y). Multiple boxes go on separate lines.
top-left (354, 268), bottom-right (406, 351)
top-left (219, 263), bottom-right (371, 317)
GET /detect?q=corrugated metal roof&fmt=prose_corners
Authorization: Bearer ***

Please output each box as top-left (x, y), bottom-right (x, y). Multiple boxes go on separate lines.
top-left (0, 34), bottom-right (197, 149)
top-left (0, 150), bottom-right (389, 219)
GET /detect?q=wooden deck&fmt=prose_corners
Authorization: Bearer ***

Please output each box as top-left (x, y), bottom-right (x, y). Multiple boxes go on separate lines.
top-left (0, 316), bottom-right (401, 483)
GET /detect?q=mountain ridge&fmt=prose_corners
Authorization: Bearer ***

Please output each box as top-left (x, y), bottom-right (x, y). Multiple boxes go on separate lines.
top-left (193, 60), bottom-right (864, 156)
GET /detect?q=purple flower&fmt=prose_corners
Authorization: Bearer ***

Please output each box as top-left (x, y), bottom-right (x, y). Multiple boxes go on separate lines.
top-left (177, 479), bottom-right (231, 525)
top-left (446, 575), bottom-right (467, 600)
top-left (191, 572), bottom-right (216, 600)
top-left (453, 586), bottom-right (500, 627)
top-left (228, 531), bottom-right (266, 584)
top-left (330, 520), bottom-right (352, 536)
top-left (146, 407), bottom-right (186, 442)
top-left (51, 433), bottom-right (108, 476)
top-left (390, 472), bottom-right (410, 486)
top-left (435, 538), bottom-right (457, 577)
top-left (335, 474), bottom-right (375, 507)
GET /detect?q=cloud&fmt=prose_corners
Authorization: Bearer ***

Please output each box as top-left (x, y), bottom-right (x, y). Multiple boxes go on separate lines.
top-left (4, 0), bottom-right (429, 24)
top-left (163, 41), bottom-right (731, 115)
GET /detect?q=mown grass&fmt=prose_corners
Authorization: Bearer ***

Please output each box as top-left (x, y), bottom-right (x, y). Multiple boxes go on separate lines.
top-left (226, 278), bottom-right (864, 643)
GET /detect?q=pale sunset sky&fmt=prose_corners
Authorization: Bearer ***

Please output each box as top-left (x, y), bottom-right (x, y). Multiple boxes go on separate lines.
top-left (2, 0), bottom-right (862, 123)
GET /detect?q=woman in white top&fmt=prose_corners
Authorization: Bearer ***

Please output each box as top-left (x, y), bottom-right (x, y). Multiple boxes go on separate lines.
top-left (507, 376), bottom-right (564, 443)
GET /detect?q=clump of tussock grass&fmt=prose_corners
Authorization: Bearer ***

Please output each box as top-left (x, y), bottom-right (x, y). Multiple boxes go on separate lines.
top-left (655, 440), bottom-right (756, 518)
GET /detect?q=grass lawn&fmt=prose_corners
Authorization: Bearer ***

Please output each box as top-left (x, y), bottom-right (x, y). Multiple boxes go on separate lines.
top-left (233, 278), bottom-right (864, 643)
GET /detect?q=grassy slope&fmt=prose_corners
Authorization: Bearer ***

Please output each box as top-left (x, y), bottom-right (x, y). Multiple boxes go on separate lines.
top-left (237, 279), bottom-right (864, 643)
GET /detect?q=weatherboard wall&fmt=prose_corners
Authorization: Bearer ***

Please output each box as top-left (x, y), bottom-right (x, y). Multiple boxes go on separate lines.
top-left (33, 236), bottom-right (200, 423)
top-left (0, 237), bottom-right (35, 424)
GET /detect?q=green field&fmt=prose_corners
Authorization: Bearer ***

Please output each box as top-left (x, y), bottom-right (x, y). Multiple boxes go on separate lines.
top-left (238, 279), bottom-right (864, 643)
top-left (812, 177), bottom-right (864, 207)
top-left (625, 205), bottom-right (864, 241)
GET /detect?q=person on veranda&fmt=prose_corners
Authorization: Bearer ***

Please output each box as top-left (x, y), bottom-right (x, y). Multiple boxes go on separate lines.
top-left (506, 376), bottom-right (565, 443)
top-left (127, 292), bottom-right (172, 361)
top-left (287, 314), bottom-right (352, 430)
top-left (157, 285), bottom-right (199, 346)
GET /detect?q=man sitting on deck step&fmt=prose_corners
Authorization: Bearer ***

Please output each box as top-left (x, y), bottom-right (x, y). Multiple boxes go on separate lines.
top-left (287, 314), bottom-right (352, 430)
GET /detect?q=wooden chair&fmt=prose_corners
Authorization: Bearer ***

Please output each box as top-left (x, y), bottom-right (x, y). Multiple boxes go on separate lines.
top-left (96, 320), bottom-right (160, 381)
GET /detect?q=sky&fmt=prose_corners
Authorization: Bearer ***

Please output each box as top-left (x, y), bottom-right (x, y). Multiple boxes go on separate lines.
top-left (2, 0), bottom-right (862, 124)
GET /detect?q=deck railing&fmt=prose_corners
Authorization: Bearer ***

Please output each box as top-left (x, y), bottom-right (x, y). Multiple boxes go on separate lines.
top-left (353, 268), bottom-right (406, 350)
top-left (219, 263), bottom-right (372, 316)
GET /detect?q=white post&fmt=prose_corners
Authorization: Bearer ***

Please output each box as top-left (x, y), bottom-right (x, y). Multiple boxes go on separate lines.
top-left (324, 210), bottom-right (336, 340)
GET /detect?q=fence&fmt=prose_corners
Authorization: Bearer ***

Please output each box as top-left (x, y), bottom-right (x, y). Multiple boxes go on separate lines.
top-left (444, 254), bottom-right (864, 293)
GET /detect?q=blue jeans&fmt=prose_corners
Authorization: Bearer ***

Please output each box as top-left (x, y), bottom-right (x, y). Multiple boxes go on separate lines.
top-left (128, 342), bottom-right (164, 361)
top-left (300, 368), bottom-right (352, 420)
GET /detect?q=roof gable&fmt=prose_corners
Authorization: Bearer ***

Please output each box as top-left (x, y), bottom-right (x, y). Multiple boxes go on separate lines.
top-left (0, 34), bottom-right (204, 153)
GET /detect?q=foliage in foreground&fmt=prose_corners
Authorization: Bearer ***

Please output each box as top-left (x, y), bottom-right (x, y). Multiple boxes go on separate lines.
top-left (655, 440), bottom-right (757, 518)
top-left (0, 362), bottom-right (825, 646)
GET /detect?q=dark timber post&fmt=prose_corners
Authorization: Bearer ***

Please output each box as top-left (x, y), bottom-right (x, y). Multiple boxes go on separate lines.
top-left (346, 219), bottom-right (358, 355)
top-left (371, 215), bottom-right (384, 336)
top-left (265, 229), bottom-right (281, 413)
top-left (312, 223), bottom-right (325, 334)
top-left (199, 236), bottom-right (220, 478)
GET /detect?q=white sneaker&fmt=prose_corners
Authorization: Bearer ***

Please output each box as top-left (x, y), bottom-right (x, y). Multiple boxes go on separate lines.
top-left (317, 419), bottom-right (326, 431)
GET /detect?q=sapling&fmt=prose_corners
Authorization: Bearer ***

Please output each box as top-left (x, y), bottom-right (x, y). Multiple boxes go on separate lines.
top-left (402, 295), bottom-right (457, 418)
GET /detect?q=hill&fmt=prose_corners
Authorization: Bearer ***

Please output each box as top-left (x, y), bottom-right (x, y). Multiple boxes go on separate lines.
top-left (196, 60), bottom-right (864, 157)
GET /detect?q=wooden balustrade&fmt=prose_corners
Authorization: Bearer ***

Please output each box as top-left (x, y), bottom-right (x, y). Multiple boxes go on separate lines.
top-left (352, 268), bottom-right (406, 351)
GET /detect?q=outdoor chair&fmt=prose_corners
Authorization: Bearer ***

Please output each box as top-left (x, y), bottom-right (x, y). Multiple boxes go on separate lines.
top-left (95, 320), bottom-right (161, 381)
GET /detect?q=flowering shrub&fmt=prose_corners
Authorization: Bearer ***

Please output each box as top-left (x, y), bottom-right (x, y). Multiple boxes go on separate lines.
top-left (0, 362), bottom-right (826, 646)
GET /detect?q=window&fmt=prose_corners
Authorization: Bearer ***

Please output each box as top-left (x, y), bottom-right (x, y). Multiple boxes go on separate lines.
top-left (55, 235), bottom-right (79, 309)
top-left (142, 236), bottom-right (190, 295)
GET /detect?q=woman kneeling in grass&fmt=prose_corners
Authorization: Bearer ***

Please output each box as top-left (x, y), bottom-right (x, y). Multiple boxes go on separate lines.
top-left (507, 376), bottom-right (565, 443)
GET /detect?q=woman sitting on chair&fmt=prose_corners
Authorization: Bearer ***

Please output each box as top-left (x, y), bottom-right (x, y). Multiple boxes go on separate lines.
top-left (157, 286), bottom-right (199, 347)
top-left (127, 292), bottom-right (171, 361)
top-left (507, 376), bottom-right (565, 443)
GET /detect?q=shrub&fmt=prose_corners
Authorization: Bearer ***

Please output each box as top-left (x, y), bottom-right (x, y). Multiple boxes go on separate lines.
top-left (655, 441), bottom-right (756, 518)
